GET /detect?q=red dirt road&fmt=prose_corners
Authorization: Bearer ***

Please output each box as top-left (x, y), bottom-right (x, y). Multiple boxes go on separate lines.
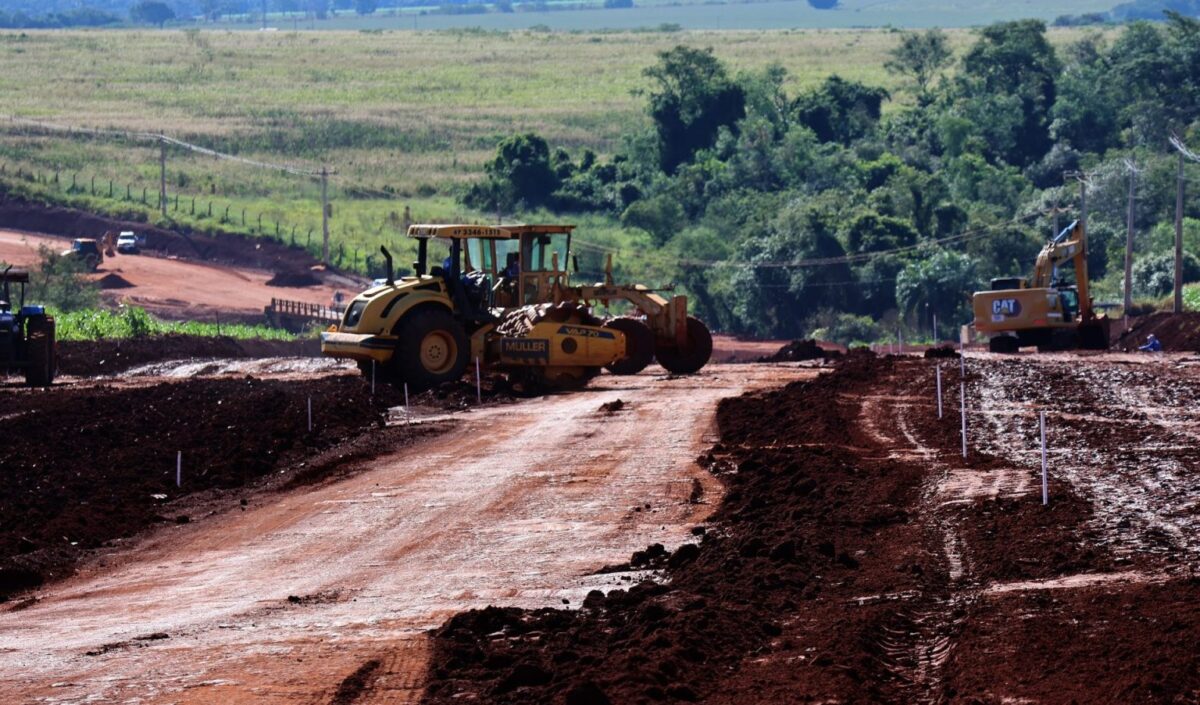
top-left (0, 363), bottom-right (814, 704)
top-left (0, 229), bottom-right (345, 318)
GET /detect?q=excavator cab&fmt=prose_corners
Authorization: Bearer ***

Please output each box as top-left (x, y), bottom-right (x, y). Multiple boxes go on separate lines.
top-left (989, 277), bottom-right (1027, 291)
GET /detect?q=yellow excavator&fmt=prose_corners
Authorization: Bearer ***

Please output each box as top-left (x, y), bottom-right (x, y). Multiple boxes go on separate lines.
top-left (972, 220), bottom-right (1109, 353)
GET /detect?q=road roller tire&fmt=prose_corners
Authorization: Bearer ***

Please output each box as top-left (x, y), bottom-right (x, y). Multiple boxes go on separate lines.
top-left (603, 317), bottom-right (654, 375)
top-left (392, 308), bottom-right (469, 393)
top-left (655, 316), bottom-right (713, 375)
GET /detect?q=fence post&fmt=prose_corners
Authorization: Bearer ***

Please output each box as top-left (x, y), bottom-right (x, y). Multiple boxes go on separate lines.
top-left (241, 209), bottom-right (246, 225)
top-left (223, 204), bottom-right (230, 222)
top-left (126, 184), bottom-right (131, 200)
top-left (191, 197), bottom-right (195, 215)
top-left (141, 187), bottom-right (147, 204)
top-left (207, 202), bottom-right (212, 217)
top-left (91, 175), bottom-right (95, 195)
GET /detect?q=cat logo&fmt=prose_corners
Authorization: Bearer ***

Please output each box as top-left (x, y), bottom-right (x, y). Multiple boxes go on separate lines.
top-left (992, 299), bottom-right (1022, 317)
top-left (501, 338), bottom-right (550, 361)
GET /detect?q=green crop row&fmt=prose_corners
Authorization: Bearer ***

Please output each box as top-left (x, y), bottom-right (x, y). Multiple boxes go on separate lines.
top-left (52, 305), bottom-right (295, 341)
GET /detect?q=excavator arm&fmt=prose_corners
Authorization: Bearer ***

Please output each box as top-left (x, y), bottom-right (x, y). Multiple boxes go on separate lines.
top-left (1031, 220), bottom-right (1094, 320)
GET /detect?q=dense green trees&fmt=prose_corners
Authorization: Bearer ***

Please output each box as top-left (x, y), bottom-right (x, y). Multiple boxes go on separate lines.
top-left (470, 20), bottom-right (1200, 340)
top-left (885, 29), bottom-right (952, 104)
top-left (130, 1), bottom-right (175, 27)
top-left (644, 46), bottom-right (747, 174)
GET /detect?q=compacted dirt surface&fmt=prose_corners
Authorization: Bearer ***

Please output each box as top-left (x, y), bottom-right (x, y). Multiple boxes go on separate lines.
top-left (0, 228), bottom-right (347, 320)
top-left (417, 352), bottom-right (1200, 705)
top-left (0, 362), bottom-right (812, 704)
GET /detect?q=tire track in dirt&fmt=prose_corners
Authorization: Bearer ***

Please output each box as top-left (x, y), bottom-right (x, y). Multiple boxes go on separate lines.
top-left (0, 364), bottom-right (812, 704)
top-left (972, 357), bottom-right (1200, 565)
top-left (856, 373), bottom-right (971, 704)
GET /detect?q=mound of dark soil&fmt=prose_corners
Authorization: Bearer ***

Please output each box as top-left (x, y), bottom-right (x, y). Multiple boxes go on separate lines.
top-left (946, 579), bottom-right (1200, 703)
top-left (56, 335), bottom-right (320, 376)
top-left (0, 375), bottom-right (414, 599)
top-left (759, 339), bottom-right (840, 362)
top-left (96, 273), bottom-right (134, 289)
top-left (266, 269), bottom-right (322, 288)
top-left (420, 355), bottom-right (1198, 704)
top-left (421, 355), bottom-right (931, 704)
top-left (923, 345), bottom-right (960, 359)
top-left (1118, 312), bottom-right (1200, 351)
top-left (410, 374), bottom-right (517, 408)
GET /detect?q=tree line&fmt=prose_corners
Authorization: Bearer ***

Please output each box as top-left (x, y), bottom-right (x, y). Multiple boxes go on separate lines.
top-left (467, 14), bottom-right (1200, 342)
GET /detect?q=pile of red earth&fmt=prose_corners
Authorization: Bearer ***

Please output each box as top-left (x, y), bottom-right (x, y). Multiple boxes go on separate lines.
top-left (759, 338), bottom-right (840, 362)
top-left (1117, 311), bottom-right (1200, 351)
top-left (421, 355), bottom-right (1200, 704)
top-left (56, 334), bottom-right (320, 376)
top-left (0, 375), bottom-right (414, 600)
top-left (412, 374), bottom-right (517, 408)
top-left (266, 269), bottom-right (322, 287)
top-left (96, 273), bottom-right (134, 289)
top-left (421, 356), bottom-right (927, 704)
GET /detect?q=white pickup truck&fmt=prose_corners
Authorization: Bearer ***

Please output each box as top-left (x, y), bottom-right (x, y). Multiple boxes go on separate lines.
top-left (116, 231), bottom-right (145, 254)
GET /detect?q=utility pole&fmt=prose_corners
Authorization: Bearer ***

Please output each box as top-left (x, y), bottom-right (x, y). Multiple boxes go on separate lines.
top-left (159, 138), bottom-right (167, 218)
top-left (1080, 176), bottom-right (1088, 234)
top-left (1176, 150), bottom-right (1185, 314)
top-left (1064, 170), bottom-right (1088, 232)
top-left (1169, 135), bottom-right (1200, 313)
top-left (320, 166), bottom-right (330, 266)
top-left (1124, 158), bottom-right (1139, 317)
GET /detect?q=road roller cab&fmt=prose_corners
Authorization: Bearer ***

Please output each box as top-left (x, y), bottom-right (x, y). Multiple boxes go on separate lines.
top-left (320, 224), bottom-right (626, 392)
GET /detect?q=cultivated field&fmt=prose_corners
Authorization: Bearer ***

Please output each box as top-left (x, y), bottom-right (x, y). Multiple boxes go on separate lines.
top-left (214, 0), bottom-right (1118, 32)
top-left (0, 25), bottom-right (1101, 274)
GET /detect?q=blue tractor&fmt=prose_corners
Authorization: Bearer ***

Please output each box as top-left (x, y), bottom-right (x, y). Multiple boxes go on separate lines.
top-left (0, 265), bottom-right (56, 387)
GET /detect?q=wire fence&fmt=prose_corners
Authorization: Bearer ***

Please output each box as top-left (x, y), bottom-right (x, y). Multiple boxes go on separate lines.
top-left (0, 158), bottom-right (413, 277)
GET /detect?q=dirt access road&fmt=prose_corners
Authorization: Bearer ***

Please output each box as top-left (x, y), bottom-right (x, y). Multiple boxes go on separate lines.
top-left (0, 228), bottom-right (343, 319)
top-left (0, 363), bottom-right (813, 704)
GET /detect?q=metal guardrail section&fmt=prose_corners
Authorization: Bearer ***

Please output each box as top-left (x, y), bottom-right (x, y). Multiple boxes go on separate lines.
top-left (265, 298), bottom-right (342, 329)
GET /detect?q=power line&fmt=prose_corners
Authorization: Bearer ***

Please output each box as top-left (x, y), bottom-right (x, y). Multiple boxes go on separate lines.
top-left (2, 114), bottom-right (328, 177)
top-left (574, 211), bottom-right (1044, 271)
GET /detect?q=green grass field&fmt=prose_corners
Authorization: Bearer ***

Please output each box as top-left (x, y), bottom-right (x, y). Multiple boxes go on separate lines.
top-left (0, 25), bottom-right (1102, 274)
top-left (214, 0), bottom-right (1117, 32)
top-left (52, 306), bottom-right (296, 341)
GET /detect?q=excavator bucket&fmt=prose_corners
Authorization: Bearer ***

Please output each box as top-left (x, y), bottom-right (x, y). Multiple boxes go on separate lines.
top-left (1078, 318), bottom-right (1110, 350)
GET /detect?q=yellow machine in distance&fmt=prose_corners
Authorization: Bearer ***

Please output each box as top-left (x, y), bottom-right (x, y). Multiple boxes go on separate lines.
top-left (468, 223), bottom-right (712, 376)
top-left (972, 220), bottom-right (1109, 353)
top-left (321, 224), bottom-right (627, 392)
